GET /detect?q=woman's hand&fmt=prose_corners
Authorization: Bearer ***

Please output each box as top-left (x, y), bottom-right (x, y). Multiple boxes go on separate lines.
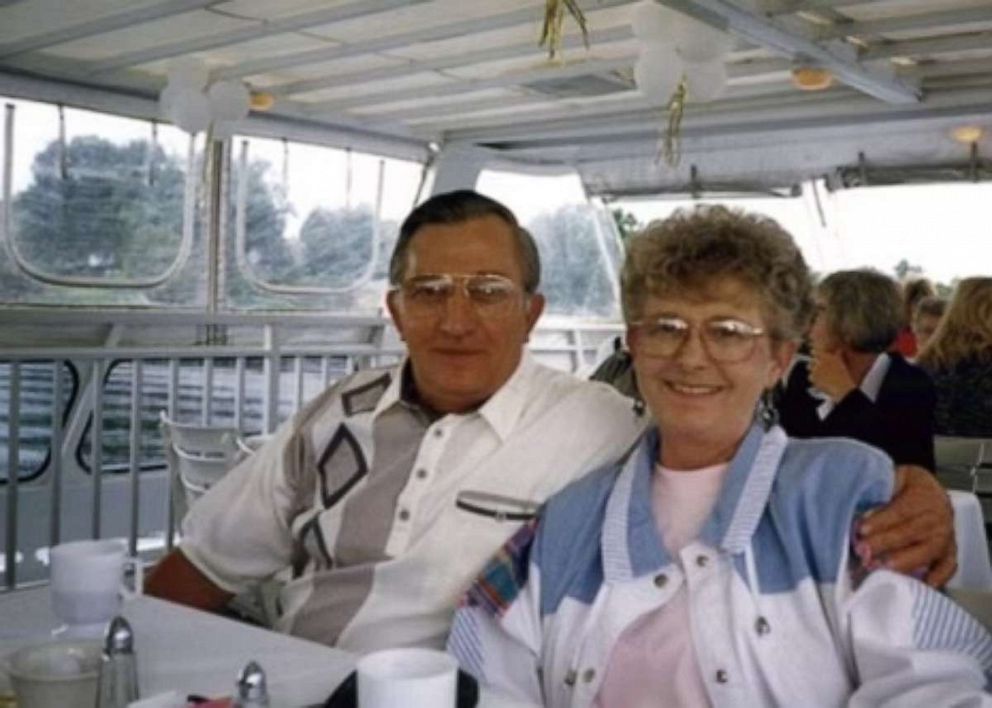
top-left (855, 465), bottom-right (956, 587)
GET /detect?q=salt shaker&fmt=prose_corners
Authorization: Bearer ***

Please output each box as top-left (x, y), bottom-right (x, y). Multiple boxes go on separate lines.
top-left (96, 615), bottom-right (140, 708)
top-left (231, 660), bottom-right (270, 707)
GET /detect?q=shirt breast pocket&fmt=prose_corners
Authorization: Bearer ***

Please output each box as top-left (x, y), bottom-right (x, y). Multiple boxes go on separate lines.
top-left (454, 490), bottom-right (541, 523)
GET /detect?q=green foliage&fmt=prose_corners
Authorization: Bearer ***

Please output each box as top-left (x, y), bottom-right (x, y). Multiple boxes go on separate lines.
top-left (530, 204), bottom-right (618, 318)
top-left (12, 137), bottom-right (185, 279)
top-left (611, 207), bottom-right (644, 243)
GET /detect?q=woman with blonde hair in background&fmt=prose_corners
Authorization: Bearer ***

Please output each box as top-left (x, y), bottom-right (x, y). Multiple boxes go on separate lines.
top-left (917, 277), bottom-right (992, 436)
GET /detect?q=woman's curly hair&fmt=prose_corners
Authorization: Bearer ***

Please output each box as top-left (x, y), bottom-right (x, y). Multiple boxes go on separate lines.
top-left (621, 205), bottom-right (814, 341)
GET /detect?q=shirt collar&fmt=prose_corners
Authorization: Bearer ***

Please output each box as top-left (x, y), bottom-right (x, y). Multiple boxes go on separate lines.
top-left (601, 423), bottom-right (788, 583)
top-left (372, 354), bottom-right (535, 442)
top-left (860, 352), bottom-right (890, 403)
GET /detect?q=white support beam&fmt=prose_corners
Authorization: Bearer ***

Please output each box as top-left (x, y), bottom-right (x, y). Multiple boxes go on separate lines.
top-left (211, 0), bottom-right (632, 82)
top-left (816, 7), bottom-right (992, 42)
top-left (302, 56), bottom-right (633, 114)
top-left (0, 0), bottom-right (223, 60)
top-left (660, 0), bottom-right (921, 103)
top-left (763, 0), bottom-right (871, 17)
top-left (270, 25), bottom-right (633, 98)
top-left (88, 0), bottom-right (434, 74)
top-left (864, 31), bottom-right (992, 61)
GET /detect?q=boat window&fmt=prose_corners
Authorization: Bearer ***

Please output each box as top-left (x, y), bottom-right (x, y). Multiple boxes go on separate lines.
top-left (0, 361), bottom-right (78, 483)
top-left (612, 181), bottom-right (992, 287)
top-left (477, 169), bottom-right (621, 320)
top-left (226, 136), bottom-right (422, 311)
top-left (0, 96), bottom-right (204, 305)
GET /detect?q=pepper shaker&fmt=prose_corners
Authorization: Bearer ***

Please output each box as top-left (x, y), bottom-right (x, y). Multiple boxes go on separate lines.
top-left (96, 615), bottom-right (140, 708)
top-left (231, 660), bottom-right (270, 707)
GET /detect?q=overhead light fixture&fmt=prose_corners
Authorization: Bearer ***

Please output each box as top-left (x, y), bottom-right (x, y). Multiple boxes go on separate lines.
top-left (951, 125), bottom-right (984, 144)
top-left (791, 66), bottom-right (833, 91)
top-left (249, 91), bottom-right (275, 111)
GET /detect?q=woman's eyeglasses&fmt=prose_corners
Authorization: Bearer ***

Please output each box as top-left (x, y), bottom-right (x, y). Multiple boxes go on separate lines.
top-left (632, 316), bottom-right (767, 363)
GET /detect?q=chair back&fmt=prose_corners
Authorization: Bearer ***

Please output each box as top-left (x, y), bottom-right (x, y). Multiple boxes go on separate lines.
top-left (934, 436), bottom-right (992, 493)
top-left (159, 412), bottom-right (240, 510)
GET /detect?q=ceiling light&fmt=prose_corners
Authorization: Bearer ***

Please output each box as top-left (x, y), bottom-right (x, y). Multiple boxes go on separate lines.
top-left (791, 66), bottom-right (833, 91)
top-left (951, 125), bottom-right (984, 144)
top-left (249, 91), bottom-right (275, 111)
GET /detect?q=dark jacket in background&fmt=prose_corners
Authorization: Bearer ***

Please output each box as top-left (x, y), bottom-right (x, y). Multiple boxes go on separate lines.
top-left (777, 353), bottom-right (936, 471)
top-left (921, 357), bottom-right (992, 437)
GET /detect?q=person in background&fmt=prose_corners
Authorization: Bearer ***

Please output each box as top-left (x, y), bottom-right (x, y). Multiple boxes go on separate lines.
top-left (777, 269), bottom-right (937, 470)
top-left (447, 206), bottom-right (989, 707)
top-left (894, 277), bottom-right (935, 357)
top-left (917, 277), bottom-right (992, 436)
top-left (912, 295), bottom-right (948, 353)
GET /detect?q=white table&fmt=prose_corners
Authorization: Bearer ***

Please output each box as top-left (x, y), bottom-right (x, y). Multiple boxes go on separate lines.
top-left (0, 588), bottom-right (534, 707)
top-left (948, 490), bottom-right (992, 591)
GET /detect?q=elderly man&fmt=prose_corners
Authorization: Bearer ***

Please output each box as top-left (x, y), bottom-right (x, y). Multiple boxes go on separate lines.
top-left (147, 191), bottom-right (956, 652)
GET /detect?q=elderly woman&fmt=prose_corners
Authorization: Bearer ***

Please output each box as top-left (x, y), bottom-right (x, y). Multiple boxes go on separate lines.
top-left (917, 277), bottom-right (992, 436)
top-left (447, 207), bottom-right (990, 707)
top-left (777, 269), bottom-right (937, 470)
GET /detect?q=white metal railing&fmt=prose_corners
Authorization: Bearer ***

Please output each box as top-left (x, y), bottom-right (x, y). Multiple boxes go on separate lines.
top-left (0, 310), bottom-right (622, 590)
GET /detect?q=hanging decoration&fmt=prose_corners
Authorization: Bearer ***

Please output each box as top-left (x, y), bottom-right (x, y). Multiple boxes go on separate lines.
top-left (158, 57), bottom-right (252, 139)
top-left (539, 0), bottom-right (589, 61)
top-left (629, 1), bottom-right (734, 166)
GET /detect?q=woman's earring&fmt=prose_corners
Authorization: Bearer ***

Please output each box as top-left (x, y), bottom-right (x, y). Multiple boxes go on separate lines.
top-left (758, 388), bottom-right (779, 430)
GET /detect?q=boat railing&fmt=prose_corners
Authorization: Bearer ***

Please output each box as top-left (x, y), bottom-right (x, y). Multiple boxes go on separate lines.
top-left (0, 310), bottom-right (623, 590)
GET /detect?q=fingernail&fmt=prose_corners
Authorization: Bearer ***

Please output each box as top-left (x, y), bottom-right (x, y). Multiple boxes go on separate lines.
top-left (854, 541), bottom-right (872, 564)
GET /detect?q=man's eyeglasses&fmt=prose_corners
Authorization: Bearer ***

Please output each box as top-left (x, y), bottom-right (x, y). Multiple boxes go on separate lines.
top-left (632, 316), bottom-right (767, 363)
top-left (395, 273), bottom-right (522, 319)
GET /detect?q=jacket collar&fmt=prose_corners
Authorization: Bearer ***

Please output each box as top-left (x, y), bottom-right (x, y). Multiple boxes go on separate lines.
top-left (602, 423), bottom-right (788, 583)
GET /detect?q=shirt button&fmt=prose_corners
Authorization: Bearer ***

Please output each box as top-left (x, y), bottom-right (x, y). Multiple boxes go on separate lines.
top-left (653, 573), bottom-right (668, 588)
top-left (716, 669), bottom-right (728, 684)
top-left (755, 616), bottom-right (771, 635)
top-left (398, 508), bottom-right (410, 521)
top-left (415, 468), bottom-right (428, 480)
top-left (564, 670), bottom-right (577, 686)
top-left (696, 554), bottom-right (709, 568)
top-left (433, 428), bottom-right (444, 438)
top-left (582, 668), bottom-right (596, 683)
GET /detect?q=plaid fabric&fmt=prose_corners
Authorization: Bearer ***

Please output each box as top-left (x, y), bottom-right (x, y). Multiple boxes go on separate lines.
top-left (463, 518), bottom-right (540, 617)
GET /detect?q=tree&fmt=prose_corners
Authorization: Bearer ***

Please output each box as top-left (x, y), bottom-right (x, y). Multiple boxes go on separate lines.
top-left (12, 137), bottom-right (186, 280)
top-left (529, 204), bottom-right (619, 318)
top-left (299, 205), bottom-right (377, 285)
top-left (893, 258), bottom-right (924, 281)
top-left (611, 207), bottom-right (644, 243)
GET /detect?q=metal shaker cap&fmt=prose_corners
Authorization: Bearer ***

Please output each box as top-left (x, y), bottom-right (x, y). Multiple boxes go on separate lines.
top-left (103, 616), bottom-right (134, 654)
top-left (236, 660), bottom-right (269, 703)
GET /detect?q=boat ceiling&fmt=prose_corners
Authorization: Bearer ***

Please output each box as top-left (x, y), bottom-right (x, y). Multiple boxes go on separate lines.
top-left (2, 0), bottom-right (992, 194)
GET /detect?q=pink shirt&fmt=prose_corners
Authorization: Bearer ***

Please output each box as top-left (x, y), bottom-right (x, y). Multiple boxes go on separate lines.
top-left (595, 461), bottom-right (729, 708)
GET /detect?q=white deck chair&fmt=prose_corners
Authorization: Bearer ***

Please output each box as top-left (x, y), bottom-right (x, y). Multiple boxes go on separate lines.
top-left (159, 412), bottom-right (240, 523)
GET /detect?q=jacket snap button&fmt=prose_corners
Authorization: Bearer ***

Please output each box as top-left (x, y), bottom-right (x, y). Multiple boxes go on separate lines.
top-left (398, 508), bottom-right (410, 521)
top-left (755, 616), bottom-right (770, 635)
top-left (695, 555), bottom-right (709, 568)
top-left (416, 468), bottom-right (428, 479)
top-left (653, 573), bottom-right (668, 588)
top-left (564, 670), bottom-right (577, 687)
top-left (582, 668), bottom-right (596, 683)
top-left (716, 669), bottom-right (728, 683)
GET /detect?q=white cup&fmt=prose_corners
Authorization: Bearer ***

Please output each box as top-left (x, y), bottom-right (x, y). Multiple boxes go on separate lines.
top-left (3, 640), bottom-right (101, 708)
top-left (357, 648), bottom-right (457, 708)
top-left (49, 539), bottom-right (143, 636)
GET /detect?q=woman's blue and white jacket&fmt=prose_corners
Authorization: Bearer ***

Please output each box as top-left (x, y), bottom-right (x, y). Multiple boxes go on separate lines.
top-left (448, 424), bottom-right (992, 707)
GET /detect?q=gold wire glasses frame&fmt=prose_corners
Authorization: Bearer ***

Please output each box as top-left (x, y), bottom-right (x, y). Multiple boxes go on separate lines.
top-left (394, 273), bottom-right (523, 319)
top-left (632, 316), bottom-right (768, 363)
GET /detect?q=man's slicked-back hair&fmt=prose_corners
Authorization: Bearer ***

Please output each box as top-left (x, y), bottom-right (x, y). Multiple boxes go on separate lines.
top-left (388, 189), bottom-right (541, 294)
